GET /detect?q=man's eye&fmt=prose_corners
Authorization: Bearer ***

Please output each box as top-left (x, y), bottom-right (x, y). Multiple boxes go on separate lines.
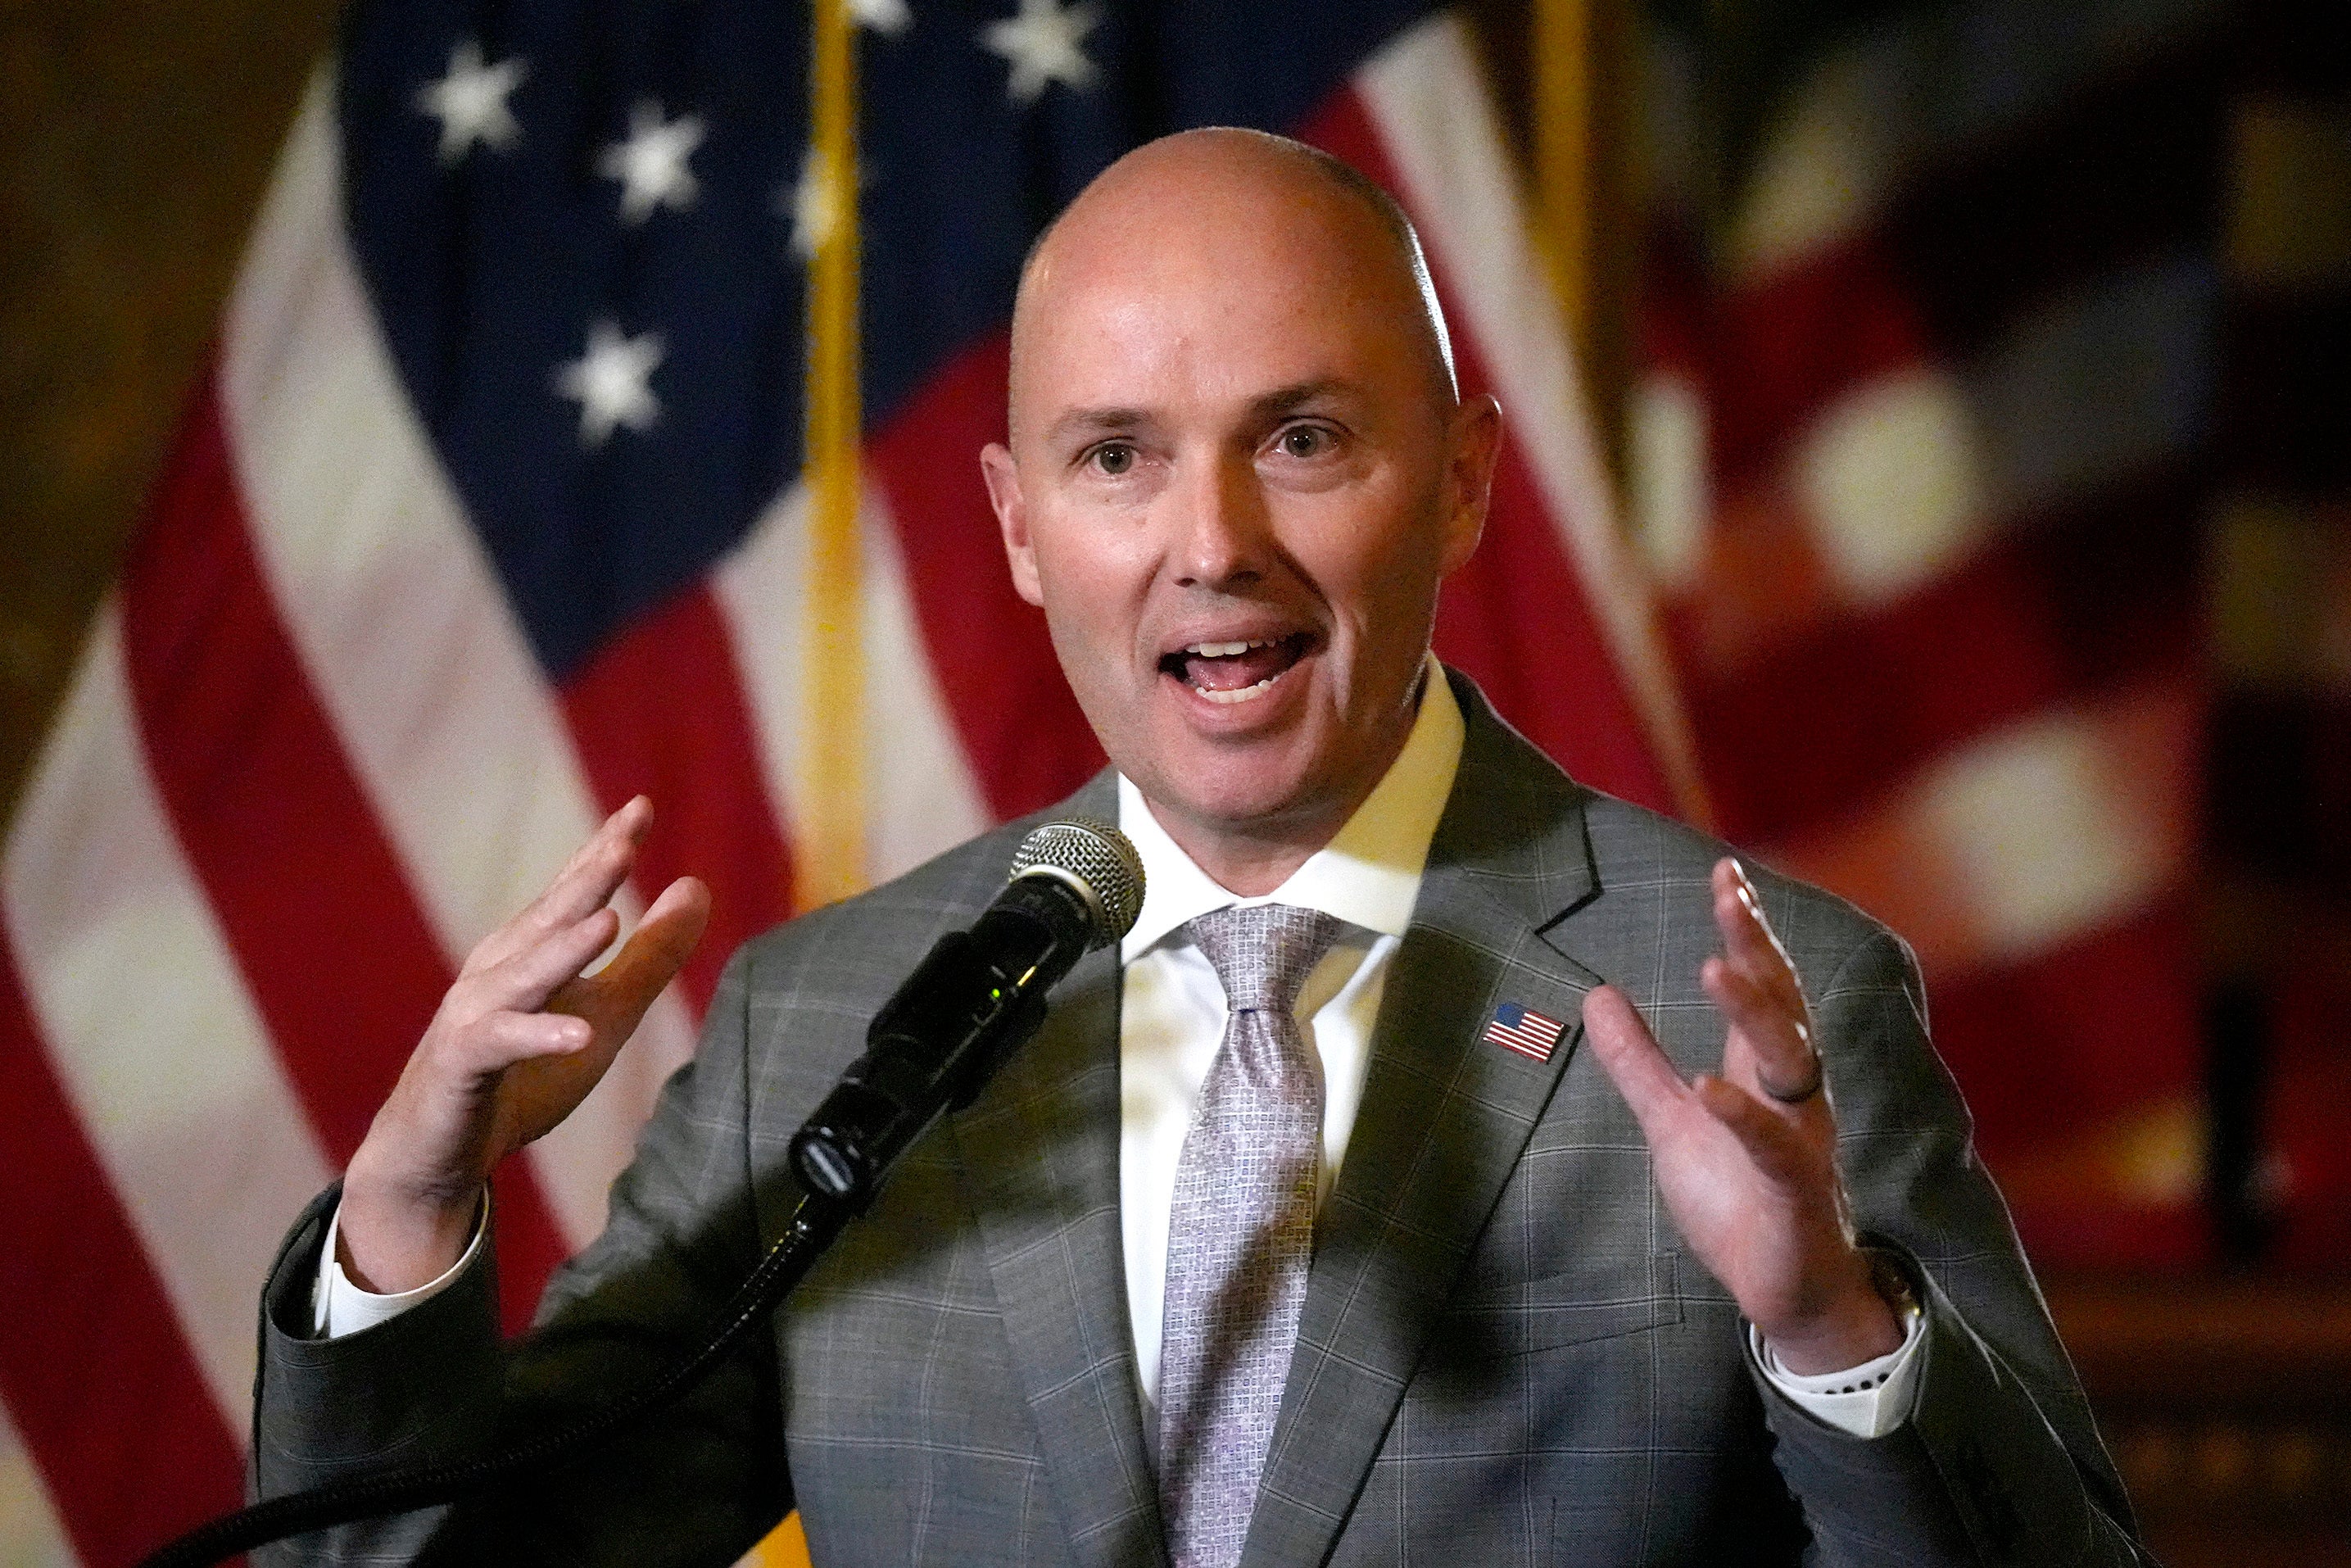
top-left (1091, 442), bottom-right (1137, 476)
top-left (1277, 425), bottom-right (1333, 459)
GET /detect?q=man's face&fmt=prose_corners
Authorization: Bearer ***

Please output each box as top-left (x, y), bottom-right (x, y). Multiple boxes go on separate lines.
top-left (984, 156), bottom-right (1497, 849)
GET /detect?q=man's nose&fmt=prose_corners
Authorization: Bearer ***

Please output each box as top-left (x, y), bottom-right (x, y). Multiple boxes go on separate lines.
top-left (1170, 450), bottom-right (1272, 591)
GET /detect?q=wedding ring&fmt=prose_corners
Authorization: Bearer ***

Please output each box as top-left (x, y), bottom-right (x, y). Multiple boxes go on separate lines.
top-left (1760, 1054), bottom-right (1824, 1104)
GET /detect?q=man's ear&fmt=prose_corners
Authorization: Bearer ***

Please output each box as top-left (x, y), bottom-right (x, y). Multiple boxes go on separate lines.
top-left (981, 442), bottom-right (1044, 607)
top-left (1438, 393), bottom-right (1503, 578)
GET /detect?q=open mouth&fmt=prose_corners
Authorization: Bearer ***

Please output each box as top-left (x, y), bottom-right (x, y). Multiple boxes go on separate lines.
top-left (1157, 632), bottom-right (1315, 706)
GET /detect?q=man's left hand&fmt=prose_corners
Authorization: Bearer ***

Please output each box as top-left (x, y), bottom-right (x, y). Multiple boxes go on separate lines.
top-left (1582, 858), bottom-right (1902, 1375)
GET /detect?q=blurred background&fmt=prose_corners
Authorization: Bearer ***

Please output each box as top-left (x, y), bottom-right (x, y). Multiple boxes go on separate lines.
top-left (0, 0), bottom-right (2344, 1563)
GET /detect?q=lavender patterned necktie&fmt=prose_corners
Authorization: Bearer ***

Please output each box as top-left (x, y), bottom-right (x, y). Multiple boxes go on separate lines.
top-left (1157, 903), bottom-right (1344, 1568)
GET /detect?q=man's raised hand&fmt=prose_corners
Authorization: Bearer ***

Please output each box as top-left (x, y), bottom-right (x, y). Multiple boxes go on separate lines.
top-left (1582, 858), bottom-right (1900, 1375)
top-left (337, 797), bottom-right (710, 1295)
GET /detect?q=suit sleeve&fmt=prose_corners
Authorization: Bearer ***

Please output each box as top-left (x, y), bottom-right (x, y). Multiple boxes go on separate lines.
top-left (1755, 927), bottom-right (2155, 1568)
top-left (248, 943), bottom-right (789, 1567)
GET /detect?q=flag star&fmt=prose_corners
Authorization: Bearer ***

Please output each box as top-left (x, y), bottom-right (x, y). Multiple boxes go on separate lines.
top-left (786, 146), bottom-right (850, 260)
top-left (554, 322), bottom-right (664, 447)
top-left (981, 0), bottom-right (1100, 102)
top-left (596, 101), bottom-right (706, 224)
top-left (415, 40), bottom-right (528, 165)
top-left (851, 0), bottom-right (913, 35)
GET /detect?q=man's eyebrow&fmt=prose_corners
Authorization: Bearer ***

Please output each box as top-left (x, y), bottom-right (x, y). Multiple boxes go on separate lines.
top-left (1248, 378), bottom-right (1356, 420)
top-left (1041, 406), bottom-right (1153, 443)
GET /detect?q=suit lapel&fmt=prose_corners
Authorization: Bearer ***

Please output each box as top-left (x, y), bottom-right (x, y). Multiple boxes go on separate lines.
top-left (1242, 675), bottom-right (1606, 1568)
top-left (950, 775), bottom-right (1166, 1568)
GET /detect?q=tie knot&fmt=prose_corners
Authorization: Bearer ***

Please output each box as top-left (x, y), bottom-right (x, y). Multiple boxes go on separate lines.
top-left (1184, 904), bottom-right (1345, 1015)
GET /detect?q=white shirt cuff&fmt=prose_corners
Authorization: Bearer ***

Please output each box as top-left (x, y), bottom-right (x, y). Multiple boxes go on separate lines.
top-left (310, 1192), bottom-right (488, 1340)
top-left (1750, 1298), bottom-right (1926, 1440)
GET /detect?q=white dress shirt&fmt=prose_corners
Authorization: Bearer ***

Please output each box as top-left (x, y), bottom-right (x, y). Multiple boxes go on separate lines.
top-left (319, 655), bottom-right (1920, 1436)
top-left (1112, 657), bottom-right (1464, 1408)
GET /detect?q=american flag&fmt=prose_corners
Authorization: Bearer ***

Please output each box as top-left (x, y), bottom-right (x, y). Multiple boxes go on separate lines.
top-left (1628, 0), bottom-right (2231, 1267)
top-left (1484, 1001), bottom-right (1569, 1063)
top-left (0, 2), bottom-right (1687, 1561)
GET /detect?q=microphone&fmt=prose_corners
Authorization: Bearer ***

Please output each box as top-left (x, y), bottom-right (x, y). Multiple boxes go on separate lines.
top-left (790, 816), bottom-right (1144, 1207)
top-left (134, 816), bottom-right (1144, 1568)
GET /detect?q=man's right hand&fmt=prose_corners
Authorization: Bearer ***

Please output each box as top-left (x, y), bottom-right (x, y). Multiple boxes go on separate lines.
top-left (337, 796), bottom-right (711, 1294)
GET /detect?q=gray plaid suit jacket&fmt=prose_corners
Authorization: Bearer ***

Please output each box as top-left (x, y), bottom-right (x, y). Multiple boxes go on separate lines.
top-left (251, 669), bottom-right (2150, 1566)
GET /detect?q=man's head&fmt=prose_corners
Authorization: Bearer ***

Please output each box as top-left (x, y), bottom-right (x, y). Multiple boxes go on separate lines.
top-left (982, 128), bottom-right (1502, 886)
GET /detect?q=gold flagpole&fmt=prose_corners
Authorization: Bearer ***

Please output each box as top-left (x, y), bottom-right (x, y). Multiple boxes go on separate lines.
top-left (1534, 0), bottom-right (1718, 829)
top-left (796, 0), bottom-right (867, 912)
top-left (1533, 0), bottom-right (1597, 367)
top-left (754, 6), bottom-right (861, 1553)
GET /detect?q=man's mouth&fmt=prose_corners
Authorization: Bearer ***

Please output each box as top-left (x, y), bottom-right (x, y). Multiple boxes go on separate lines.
top-left (1158, 633), bottom-right (1315, 705)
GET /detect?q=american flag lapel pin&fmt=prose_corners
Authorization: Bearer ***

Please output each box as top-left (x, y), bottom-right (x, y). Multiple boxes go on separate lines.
top-left (1484, 1001), bottom-right (1566, 1063)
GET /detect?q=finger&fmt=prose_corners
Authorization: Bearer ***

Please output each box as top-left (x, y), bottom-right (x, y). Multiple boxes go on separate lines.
top-left (471, 798), bottom-right (653, 973)
top-left (1581, 985), bottom-right (1691, 1135)
top-left (473, 905), bottom-right (622, 1017)
top-left (1691, 1073), bottom-right (1813, 1187)
top-left (522, 795), bottom-right (652, 937)
top-left (560, 877), bottom-right (711, 1032)
top-left (1715, 872), bottom-right (1803, 1018)
top-left (1712, 860), bottom-right (1805, 1016)
top-left (455, 1009), bottom-right (594, 1074)
top-left (1701, 956), bottom-right (1820, 1106)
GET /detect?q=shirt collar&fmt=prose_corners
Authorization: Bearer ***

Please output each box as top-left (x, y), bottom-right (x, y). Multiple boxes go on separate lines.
top-left (1118, 655), bottom-right (1465, 962)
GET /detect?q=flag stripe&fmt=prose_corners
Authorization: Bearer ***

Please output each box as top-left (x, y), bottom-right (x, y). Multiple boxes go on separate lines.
top-left (0, 950), bottom-right (245, 1566)
top-left (1, 605), bottom-right (331, 1429)
top-left (560, 582), bottom-right (795, 1006)
top-left (0, 1398), bottom-right (75, 1568)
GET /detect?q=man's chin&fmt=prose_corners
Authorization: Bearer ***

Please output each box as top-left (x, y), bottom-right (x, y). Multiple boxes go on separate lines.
top-left (1127, 739), bottom-right (1337, 845)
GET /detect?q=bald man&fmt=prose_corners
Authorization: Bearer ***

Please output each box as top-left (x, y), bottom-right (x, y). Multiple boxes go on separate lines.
top-left (251, 131), bottom-right (2149, 1567)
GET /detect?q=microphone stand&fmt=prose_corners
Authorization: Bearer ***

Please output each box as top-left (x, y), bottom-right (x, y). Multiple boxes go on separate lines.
top-left (138, 1190), bottom-right (847, 1568)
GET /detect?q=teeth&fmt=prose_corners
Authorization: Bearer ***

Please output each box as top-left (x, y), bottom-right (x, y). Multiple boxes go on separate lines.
top-left (1199, 676), bottom-right (1278, 705)
top-left (1170, 637), bottom-right (1302, 705)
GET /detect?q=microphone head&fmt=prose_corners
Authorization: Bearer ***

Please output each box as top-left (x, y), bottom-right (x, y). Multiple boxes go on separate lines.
top-left (1008, 818), bottom-right (1145, 949)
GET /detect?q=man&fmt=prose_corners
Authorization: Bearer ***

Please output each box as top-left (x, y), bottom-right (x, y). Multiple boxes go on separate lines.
top-left (253, 130), bottom-right (2149, 1565)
